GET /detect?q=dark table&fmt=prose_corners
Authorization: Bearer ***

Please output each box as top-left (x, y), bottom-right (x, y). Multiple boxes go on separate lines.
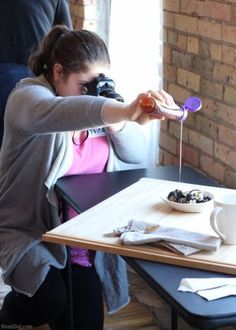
top-left (55, 165), bottom-right (236, 330)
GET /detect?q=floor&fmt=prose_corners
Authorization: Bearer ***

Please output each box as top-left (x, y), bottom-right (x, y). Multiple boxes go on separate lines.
top-left (104, 269), bottom-right (236, 330)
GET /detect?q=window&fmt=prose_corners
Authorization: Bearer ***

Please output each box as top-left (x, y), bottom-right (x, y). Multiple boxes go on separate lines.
top-left (96, 0), bottom-right (163, 167)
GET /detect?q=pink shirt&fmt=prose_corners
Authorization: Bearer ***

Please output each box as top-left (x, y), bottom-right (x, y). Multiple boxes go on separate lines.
top-left (65, 128), bottom-right (109, 266)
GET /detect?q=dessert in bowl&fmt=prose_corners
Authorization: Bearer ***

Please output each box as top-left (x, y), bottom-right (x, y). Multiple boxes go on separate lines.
top-left (162, 189), bottom-right (214, 213)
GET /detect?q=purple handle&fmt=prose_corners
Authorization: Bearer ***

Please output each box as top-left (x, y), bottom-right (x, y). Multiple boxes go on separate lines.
top-left (182, 97), bottom-right (202, 112)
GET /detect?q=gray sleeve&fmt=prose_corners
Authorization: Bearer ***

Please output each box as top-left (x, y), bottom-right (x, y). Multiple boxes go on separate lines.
top-left (106, 122), bottom-right (148, 164)
top-left (6, 84), bottom-right (107, 134)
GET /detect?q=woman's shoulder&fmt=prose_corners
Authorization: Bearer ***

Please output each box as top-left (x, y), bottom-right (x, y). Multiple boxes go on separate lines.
top-left (16, 74), bottom-right (50, 89)
top-left (6, 75), bottom-right (54, 110)
top-left (12, 74), bottom-right (54, 98)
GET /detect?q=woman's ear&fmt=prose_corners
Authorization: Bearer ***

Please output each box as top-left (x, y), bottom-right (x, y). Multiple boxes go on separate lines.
top-left (52, 63), bottom-right (64, 81)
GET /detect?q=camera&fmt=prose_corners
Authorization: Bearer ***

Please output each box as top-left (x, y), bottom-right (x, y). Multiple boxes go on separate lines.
top-left (85, 73), bottom-right (124, 102)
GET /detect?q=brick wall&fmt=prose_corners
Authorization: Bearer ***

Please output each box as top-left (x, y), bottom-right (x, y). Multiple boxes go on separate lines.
top-left (161, 0), bottom-right (236, 188)
top-left (69, 1), bottom-right (236, 187)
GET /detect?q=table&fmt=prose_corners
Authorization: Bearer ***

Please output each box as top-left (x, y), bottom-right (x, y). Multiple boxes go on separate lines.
top-left (45, 165), bottom-right (236, 330)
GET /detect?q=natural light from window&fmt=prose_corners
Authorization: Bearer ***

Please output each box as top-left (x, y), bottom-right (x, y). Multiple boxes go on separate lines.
top-left (108, 0), bottom-right (163, 167)
top-left (109, 0), bottom-right (163, 101)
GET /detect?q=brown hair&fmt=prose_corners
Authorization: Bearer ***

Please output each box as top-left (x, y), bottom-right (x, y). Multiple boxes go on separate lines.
top-left (29, 25), bottom-right (110, 77)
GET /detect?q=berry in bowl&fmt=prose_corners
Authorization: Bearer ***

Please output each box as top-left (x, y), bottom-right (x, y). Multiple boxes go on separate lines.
top-left (162, 189), bottom-right (214, 213)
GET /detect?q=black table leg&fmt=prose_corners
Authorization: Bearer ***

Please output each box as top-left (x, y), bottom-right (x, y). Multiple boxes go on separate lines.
top-left (171, 308), bottom-right (178, 330)
top-left (65, 247), bottom-right (74, 330)
top-left (61, 200), bottom-right (74, 330)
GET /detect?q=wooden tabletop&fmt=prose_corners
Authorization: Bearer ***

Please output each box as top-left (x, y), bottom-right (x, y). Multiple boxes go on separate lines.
top-left (43, 177), bottom-right (236, 275)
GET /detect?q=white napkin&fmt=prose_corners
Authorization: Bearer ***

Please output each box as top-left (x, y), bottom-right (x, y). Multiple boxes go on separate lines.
top-left (178, 278), bottom-right (236, 300)
top-left (117, 220), bottom-right (221, 255)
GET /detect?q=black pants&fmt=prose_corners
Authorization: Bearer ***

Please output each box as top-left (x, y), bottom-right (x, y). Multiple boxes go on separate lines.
top-left (0, 264), bottom-right (104, 330)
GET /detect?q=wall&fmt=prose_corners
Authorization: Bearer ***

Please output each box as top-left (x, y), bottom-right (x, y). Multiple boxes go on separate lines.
top-left (161, 0), bottom-right (236, 188)
top-left (69, 1), bottom-right (236, 187)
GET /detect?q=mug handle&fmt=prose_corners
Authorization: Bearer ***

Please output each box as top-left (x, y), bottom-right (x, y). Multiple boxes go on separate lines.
top-left (210, 206), bottom-right (225, 241)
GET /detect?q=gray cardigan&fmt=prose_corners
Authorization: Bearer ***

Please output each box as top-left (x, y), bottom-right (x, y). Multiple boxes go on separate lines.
top-left (0, 75), bottom-right (147, 313)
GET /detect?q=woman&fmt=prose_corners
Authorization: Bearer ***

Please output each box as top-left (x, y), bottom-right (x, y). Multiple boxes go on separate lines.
top-left (0, 25), bottom-right (176, 329)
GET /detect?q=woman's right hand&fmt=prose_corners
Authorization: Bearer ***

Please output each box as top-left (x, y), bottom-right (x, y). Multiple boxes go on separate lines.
top-left (126, 92), bottom-right (165, 124)
top-left (102, 89), bottom-right (175, 126)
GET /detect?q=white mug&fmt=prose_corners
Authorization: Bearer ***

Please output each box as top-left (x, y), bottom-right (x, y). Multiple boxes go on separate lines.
top-left (210, 193), bottom-right (236, 245)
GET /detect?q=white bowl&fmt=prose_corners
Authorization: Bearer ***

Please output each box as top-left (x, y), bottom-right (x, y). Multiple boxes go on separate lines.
top-left (162, 191), bottom-right (214, 213)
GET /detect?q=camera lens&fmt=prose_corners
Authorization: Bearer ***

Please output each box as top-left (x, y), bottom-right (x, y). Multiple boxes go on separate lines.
top-left (99, 86), bottom-right (124, 102)
top-left (85, 74), bottom-right (124, 102)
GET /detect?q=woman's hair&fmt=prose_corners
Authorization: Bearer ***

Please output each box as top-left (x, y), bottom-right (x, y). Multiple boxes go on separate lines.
top-left (29, 25), bottom-right (110, 76)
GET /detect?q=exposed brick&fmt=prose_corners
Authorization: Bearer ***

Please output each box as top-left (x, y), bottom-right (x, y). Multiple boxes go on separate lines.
top-left (160, 120), bottom-right (168, 132)
top-left (180, 143), bottom-right (200, 167)
top-left (169, 121), bottom-right (189, 140)
top-left (175, 14), bottom-right (198, 34)
top-left (225, 170), bottom-right (236, 189)
top-left (177, 34), bottom-right (187, 50)
top-left (222, 45), bottom-right (235, 65)
top-left (164, 11), bottom-right (175, 28)
top-left (158, 149), bottom-right (164, 164)
top-left (223, 25), bottom-right (236, 46)
top-left (163, 0), bottom-right (236, 187)
top-left (200, 79), bottom-right (223, 100)
top-left (163, 29), bottom-right (168, 43)
top-left (213, 63), bottom-right (236, 85)
top-left (210, 43), bottom-right (222, 62)
top-left (235, 49), bottom-right (236, 68)
top-left (224, 85), bottom-right (236, 105)
top-left (232, 4), bottom-right (236, 24)
top-left (196, 115), bottom-right (218, 139)
top-left (164, 45), bottom-right (172, 64)
top-left (205, 1), bottom-right (231, 22)
top-left (181, 0), bottom-right (205, 16)
top-left (159, 131), bottom-right (177, 155)
top-left (160, 150), bottom-right (178, 166)
top-left (218, 124), bottom-right (236, 147)
top-left (163, 0), bottom-right (180, 12)
top-left (187, 37), bottom-right (199, 54)
top-left (72, 0), bottom-right (83, 5)
top-left (72, 17), bottom-right (84, 30)
top-left (215, 102), bottom-right (236, 127)
top-left (172, 50), bottom-right (192, 70)
top-left (215, 142), bottom-right (236, 170)
top-left (184, 112), bottom-right (196, 128)
top-left (189, 129), bottom-right (214, 155)
top-left (168, 31), bottom-right (178, 46)
top-left (177, 68), bottom-right (200, 92)
top-left (167, 83), bottom-right (191, 104)
top-left (198, 39), bottom-right (211, 59)
top-left (200, 155), bottom-right (225, 182)
top-left (198, 20), bottom-right (222, 41)
top-left (192, 57), bottom-right (213, 80)
top-left (163, 64), bottom-right (177, 82)
top-left (200, 97), bottom-right (217, 120)
top-left (73, 3), bottom-right (83, 15)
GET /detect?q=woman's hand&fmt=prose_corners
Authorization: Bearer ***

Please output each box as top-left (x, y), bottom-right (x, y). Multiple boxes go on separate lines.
top-left (126, 89), bottom-right (178, 124)
top-left (101, 89), bottom-right (176, 126)
top-left (125, 92), bottom-right (165, 124)
top-left (148, 89), bottom-right (177, 107)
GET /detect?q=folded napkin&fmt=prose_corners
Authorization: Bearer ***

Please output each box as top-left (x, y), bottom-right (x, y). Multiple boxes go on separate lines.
top-left (178, 278), bottom-right (236, 300)
top-left (106, 220), bottom-right (221, 256)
